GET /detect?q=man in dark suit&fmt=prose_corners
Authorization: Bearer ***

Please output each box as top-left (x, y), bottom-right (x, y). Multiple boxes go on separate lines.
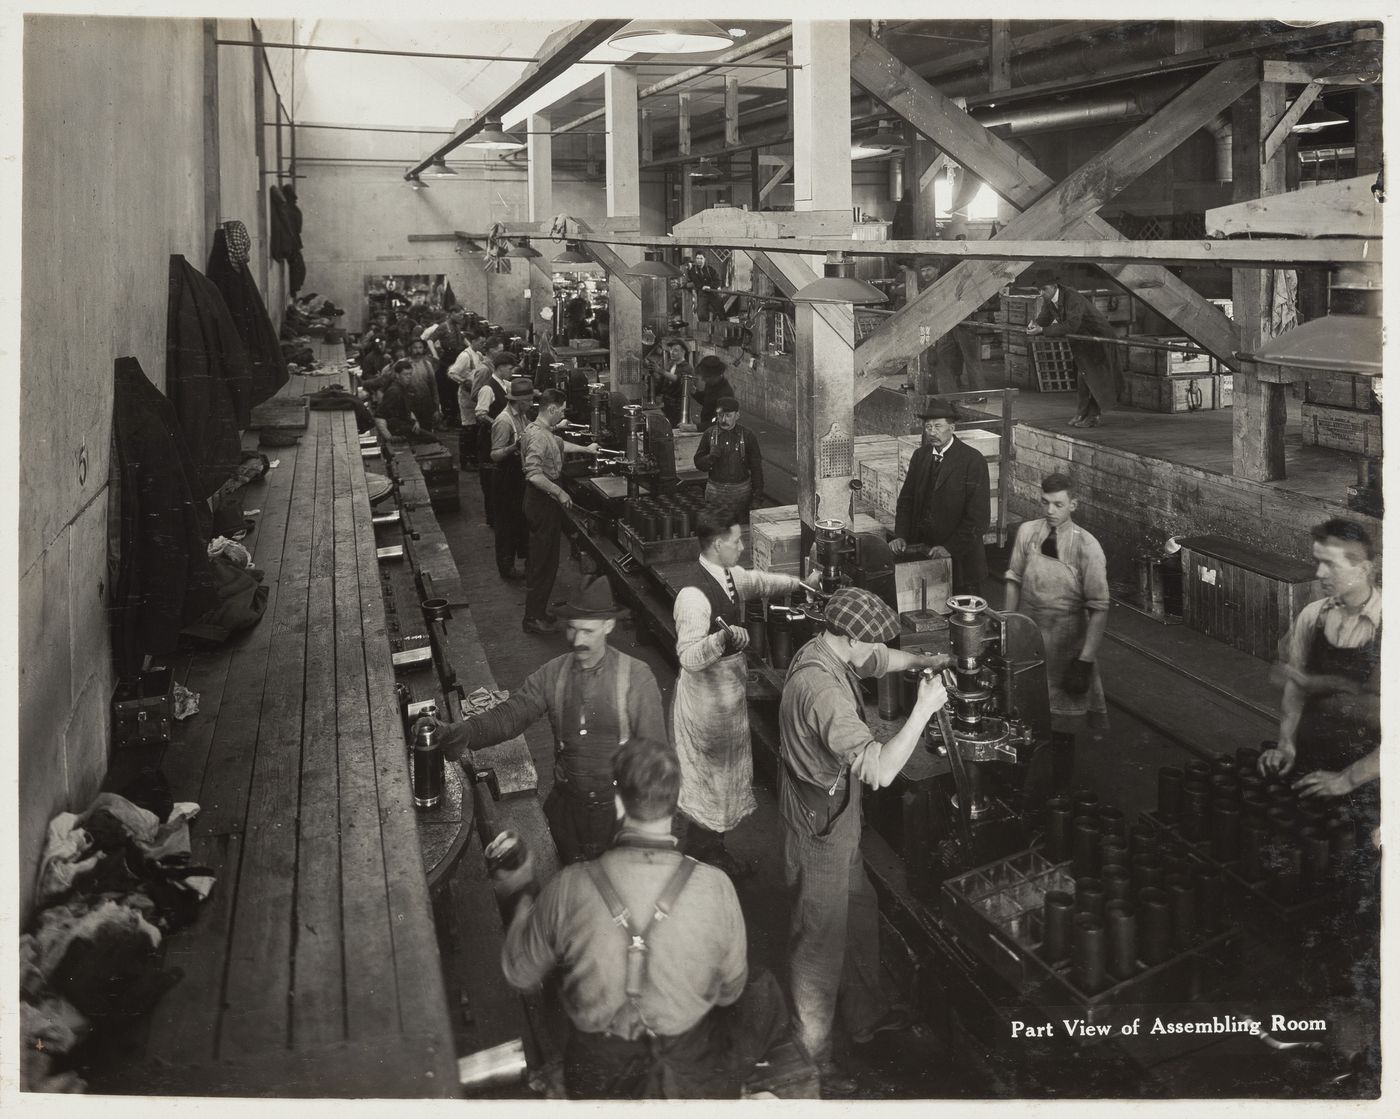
top-left (1026, 274), bottom-right (1118, 427)
top-left (691, 355), bottom-right (736, 429)
top-left (891, 399), bottom-right (990, 596)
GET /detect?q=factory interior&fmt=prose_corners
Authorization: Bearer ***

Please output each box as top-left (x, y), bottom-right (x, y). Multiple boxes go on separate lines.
top-left (14, 12), bottom-right (1390, 1104)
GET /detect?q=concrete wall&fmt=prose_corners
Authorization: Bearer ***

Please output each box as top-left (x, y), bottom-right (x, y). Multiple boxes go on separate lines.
top-left (19, 15), bottom-right (218, 914)
top-left (1008, 425), bottom-right (1380, 581)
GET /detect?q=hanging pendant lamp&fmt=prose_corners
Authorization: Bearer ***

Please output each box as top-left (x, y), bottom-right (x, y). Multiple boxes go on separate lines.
top-left (552, 242), bottom-right (594, 265)
top-left (462, 115), bottom-right (525, 150)
top-left (791, 253), bottom-right (887, 306)
top-left (608, 20), bottom-right (735, 54)
top-left (626, 249), bottom-right (684, 280)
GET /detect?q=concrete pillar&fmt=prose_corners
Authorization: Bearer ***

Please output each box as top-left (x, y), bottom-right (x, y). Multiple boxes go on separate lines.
top-left (526, 113), bottom-right (556, 350)
top-left (1231, 85), bottom-right (1289, 482)
top-left (792, 21), bottom-right (856, 530)
top-left (605, 66), bottom-right (644, 399)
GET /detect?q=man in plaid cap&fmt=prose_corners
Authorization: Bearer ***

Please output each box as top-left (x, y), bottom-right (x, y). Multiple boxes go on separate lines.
top-left (777, 587), bottom-right (950, 1095)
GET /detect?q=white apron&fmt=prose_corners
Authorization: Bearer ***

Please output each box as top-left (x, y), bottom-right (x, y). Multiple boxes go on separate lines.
top-left (674, 647), bottom-right (755, 832)
top-left (1019, 551), bottom-right (1107, 718)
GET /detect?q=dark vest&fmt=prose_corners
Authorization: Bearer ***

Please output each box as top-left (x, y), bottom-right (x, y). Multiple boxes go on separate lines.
top-left (678, 564), bottom-right (741, 627)
top-left (1297, 608), bottom-right (1382, 773)
top-left (485, 374), bottom-right (511, 422)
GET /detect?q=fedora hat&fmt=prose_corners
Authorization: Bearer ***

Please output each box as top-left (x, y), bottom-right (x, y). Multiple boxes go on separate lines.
top-left (508, 377), bottom-right (536, 400)
top-left (555, 575), bottom-right (626, 620)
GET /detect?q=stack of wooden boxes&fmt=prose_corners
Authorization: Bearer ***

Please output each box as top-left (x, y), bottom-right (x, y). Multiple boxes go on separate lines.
top-left (891, 429), bottom-right (1003, 541)
top-left (1120, 338), bottom-right (1231, 413)
top-left (750, 505), bottom-right (884, 575)
top-left (998, 294), bottom-right (1041, 388)
top-left (1300, 371), bottom-right (1381, 456)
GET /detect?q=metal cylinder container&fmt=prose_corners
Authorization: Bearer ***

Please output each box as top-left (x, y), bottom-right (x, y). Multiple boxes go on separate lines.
top-left (1137, 887), bottom-right (1171, 965)
top-left (1044, 797), bottom-right (1074, 863)
top-left (1156, 766), bottom-right (1184, 819)
top-left (1072, 914), bottom-right (1107, 994)
top-left (1105, 902), bottom-right (1137, 981)
top-left (411, 719), bottom-right (444, 810)
top-left (1042, 891), bottom-right (1075, 963)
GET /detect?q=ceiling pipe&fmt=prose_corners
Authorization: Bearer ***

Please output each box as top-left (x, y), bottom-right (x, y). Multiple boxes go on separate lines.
top-left (552, 25), bottom-right (795, 135)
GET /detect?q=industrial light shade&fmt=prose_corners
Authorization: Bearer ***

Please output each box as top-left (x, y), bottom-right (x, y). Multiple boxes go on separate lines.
top-left (462, 116), bottom-right (525, 150)
top-left (626, 250), bottom-right (684, 280)
top-left (1291, 103), bottom-right (1348, 134)
top-left (1252, 314), bottom-right (1381, 375)
top-left (689, 158), bottom-right (722, 180)
top-left (407, 175), bottom-right (429, 191)
top-left (608, 20), bottom-right (735, 54)
top-left (458, 238), bottom-right (483, 252)
top-left (424, 156), bottom-right (458, 177)
top-left (552, 241), bottom-right (594, 265)
top-left (851, 121), bottom-right (910, 160)
top-left (506, 237), bottom-right (542, 259)
top-left (791, 253), bottom-right (887, 306)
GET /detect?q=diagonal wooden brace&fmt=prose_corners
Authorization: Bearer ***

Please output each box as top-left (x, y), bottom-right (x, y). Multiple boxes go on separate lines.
top-left (849, 26), bottom-right (1249, 392)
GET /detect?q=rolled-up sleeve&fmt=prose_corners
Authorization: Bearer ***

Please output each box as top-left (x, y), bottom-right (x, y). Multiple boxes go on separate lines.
top-left (1081, 535), bottom-right (1111, 612)
top-left (807, 684), bottom-right (879, 765)
top-left (675, 587), bottom-right (728, 671)
top-left (501, 882), bottom-right (562, 991)
top-left (522, 427), bottom-right (549, 483)
top-left (733, 568), bottom-right (805, 602)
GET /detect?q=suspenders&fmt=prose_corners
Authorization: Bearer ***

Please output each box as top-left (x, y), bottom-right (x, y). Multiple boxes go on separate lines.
top-left (552, 653), bottom-right (633, 746)
top-left (584, 855), bottom-right (698, 1036)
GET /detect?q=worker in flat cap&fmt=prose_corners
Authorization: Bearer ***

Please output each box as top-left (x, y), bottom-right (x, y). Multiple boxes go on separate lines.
top-left (891, 398), bottom-right (991, 596)
top-left (777, 587), bottom-right (950, 1095)
top-left (691, 355), bottom-right (736, 430)
top-left (694, 395), bottom-right (764, 524)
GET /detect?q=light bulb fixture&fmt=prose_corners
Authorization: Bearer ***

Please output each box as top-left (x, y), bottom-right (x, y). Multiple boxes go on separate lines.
top-left (689, 158), bottom-right (722, 180)
top-left (790, 253), bottom-right (887, 306)
top-left (851, 121), bottom-right (910, 160)
top-left (424, 156), bottom-right (458, 177)
top-left (506, 237), bottom-right (542, 259)
top-left (407, 175), bottom-right (429, 191)
top-left (552, 241), bottom-right (594, 265)
top-left (462, 115), bottom-right (526, 150)
top-left (626, 249), bottom-right (684, 280)
top-left (1291, 103), bottom-right (1348, 134)
top-left (608, 20), bottom-right (735, 54)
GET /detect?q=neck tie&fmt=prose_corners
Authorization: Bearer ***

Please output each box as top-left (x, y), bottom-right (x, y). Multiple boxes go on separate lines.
top-left (1041, 527), bottom-right (1059, 559)
top-left (724, 568), bottom-right (738, 601)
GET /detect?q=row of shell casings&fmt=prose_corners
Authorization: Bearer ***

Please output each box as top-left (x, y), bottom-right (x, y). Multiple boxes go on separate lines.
top-left (625, 495), bottom-right (709, 542)
top-left (1042, 791), bottom-right (1225, 993)
top-left (765, 598), bottom-right (819, 671)
top-left (1156, 749), bottom-right (1356, 883)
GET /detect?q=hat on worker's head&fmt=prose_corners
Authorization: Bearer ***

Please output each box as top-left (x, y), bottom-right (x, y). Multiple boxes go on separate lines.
top-left (822, 587), bottom-right (900, 644)
top-left (507, 377), bottom-right (536, 400)
top-left (555, 575), bottom-right (627, 621)
top-left (696, 355), bottom-right (728, 380)
top-left (917, 398), bottom-right (957, 422)
top-left (716, 396), bottom-right (740, 413)
top-left (492, 350), bottom-right (520, 368)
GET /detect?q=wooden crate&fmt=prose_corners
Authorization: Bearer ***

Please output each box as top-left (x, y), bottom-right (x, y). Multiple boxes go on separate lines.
top-left (1121, 371), bottom-right (1229, 413)
top-left (997, 293), bottom-right (1041, 326)
top-left (1302, 371), bottom-right (1380, 412)
top-left (1300, 402), bottom-right (1383, 456)
top-left (1178, 535), bottom-right (1318, 661)
top-left (858, 455), bottom-right (896, 495)
top-left (1031, 339), bottom-right (1077, 393)
top-left (753, 519), bottom-right (804, 571)
top-left (1125, 337), bottom-right (1213, 375)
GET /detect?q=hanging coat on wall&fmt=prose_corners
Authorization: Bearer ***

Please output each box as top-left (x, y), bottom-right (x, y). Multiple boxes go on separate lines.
top-left (267, 186), bottom-right (307, 294)
top-left (110, 358), bottom-right (218, 681)
top-left (166, 255), bottom-right (249, 499)
top-left (206, 222), bottom-right (289, 412)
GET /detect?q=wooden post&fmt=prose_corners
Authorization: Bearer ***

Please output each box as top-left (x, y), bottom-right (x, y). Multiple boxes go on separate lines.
top-left (1231, 83), bottom-right (1289, 482)
top-left (1355, 85), bottom-right (1383, 177)
top-left (526, 113), bottom-right (556, 350)
top-left (725, 76), bottom-right (740, 147)
top-left (606, 67), bottom-right (644, 399)
top-left (792, 21), bottom-right (856, 530)
top-left (989, 22), bottom-right (1012, 92)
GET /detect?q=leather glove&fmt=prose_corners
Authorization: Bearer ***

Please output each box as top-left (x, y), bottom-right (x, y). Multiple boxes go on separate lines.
top-left (1062, 658), bottom-right (1094, 697)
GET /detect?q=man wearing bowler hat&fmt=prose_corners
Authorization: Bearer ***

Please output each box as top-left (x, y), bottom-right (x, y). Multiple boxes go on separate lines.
top-left (891, 398), bottom-right (991, 596)
top-left (691, 355), bottom-right (736, 430)
top-left (441, 576), bottom-right (668, 864)
top-left (490, 376), bottom-right (536, 581)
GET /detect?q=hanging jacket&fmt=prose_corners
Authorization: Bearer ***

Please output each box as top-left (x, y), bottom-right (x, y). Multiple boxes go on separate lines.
top-left (110, 357), bottom-right (219, 680)
top-left (165, 255), bottom-right (249, 499)
top-left (206, 223), bottom-right (290, 413)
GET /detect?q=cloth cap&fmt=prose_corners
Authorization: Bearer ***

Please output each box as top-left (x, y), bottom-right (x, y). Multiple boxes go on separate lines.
top-left (508, 377), bottom-right (536, 400)
top-left (716, 396), bottom-right (740, 413)
top-left (696, 355), bottom-right (728, 379)
top-left (822, 587), bottom-right (899, 643)
top-left (554, 576), bottom-right (626, 620)
top-left (492, 350), bottom-right (520, 368)
top-left (918, 398), bottom-right (957, 421)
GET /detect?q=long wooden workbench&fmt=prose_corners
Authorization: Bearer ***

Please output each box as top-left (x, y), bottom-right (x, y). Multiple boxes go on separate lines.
top-left (99, 383), bottom-right (459, 1096)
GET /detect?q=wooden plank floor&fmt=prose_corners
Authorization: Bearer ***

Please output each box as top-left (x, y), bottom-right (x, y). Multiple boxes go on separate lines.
top-left (117, 377), bottom-right (458, 1097)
